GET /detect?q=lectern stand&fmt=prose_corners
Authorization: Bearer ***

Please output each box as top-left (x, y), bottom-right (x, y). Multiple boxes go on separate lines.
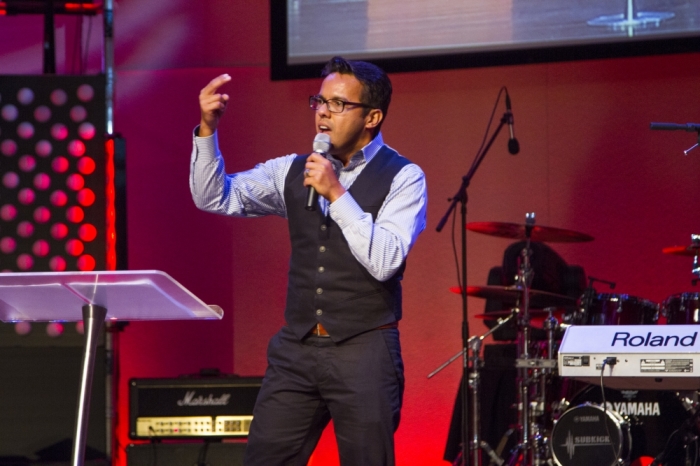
top-left (0, 270), bottom-right (223, 466)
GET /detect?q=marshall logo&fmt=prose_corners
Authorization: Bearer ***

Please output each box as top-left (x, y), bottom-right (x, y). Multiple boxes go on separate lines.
top-left (177, 391), bottom-right (231, 407)
top-left (611, 331), bottom-right (697, 347)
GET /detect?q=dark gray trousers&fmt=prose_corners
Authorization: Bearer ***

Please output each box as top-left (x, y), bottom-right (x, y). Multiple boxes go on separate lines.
top-left (244, 325), bottom-right (404, 466)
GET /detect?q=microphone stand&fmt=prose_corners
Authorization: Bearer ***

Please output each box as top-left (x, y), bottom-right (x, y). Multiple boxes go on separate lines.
top-left (436, 109), bottom-right (513, 466)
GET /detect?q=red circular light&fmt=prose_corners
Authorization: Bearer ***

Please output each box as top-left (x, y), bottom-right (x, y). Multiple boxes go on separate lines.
top-left (51, 223), bottom-right (69, 239)
top-left (32, 240), bottom-right (50, 256)
top-left (34, 105), bottom-right (51, 122)
top-left (19, 155), bottom-right (36, 172)
top-left (0, 237), bottom-right (17, 253)
top-left (66, 174), bottom-right (85, 190)
top-left (3, 172), bottom-right (19, 189)
top-left (49, 256), bottom-right (67, 271)
top-left (70, 105), bottom-right (87, 122)
top-left (1, 139), bottom-right (18, 156)
top-left (77, 84), bottom-right (95, 102)
top-left (51, 124), bottom-right (68, 141)
top-left (66, 206), bottom-right (84, 223)
top-left (77, 188), bottom-right (95, 206)
top-left (35, 140), bottom-right (52, 157)
top-left (17, 122), bottom-right (35, 139)
top-left (77, 254), bottom-right (96, 271)
top-left (16, 254), bottom-right (34, 270)
top-left (65, 239), bottom-right (84, 256)
top-left (17, 221), bottom-right (34, 237)
top-left (78, 122), bottom-right (96, 140)
top-left (78, 223), bottom-right (97, 241)
top-left (68, 140), bottom-right (86, 157)
top-left (34, 173), bottom-right (51, 190)
top-left (77, 157), bottom-right (95, 174)
top-left (34, 206), bottom-right (51, 223)
top-left (50, 190), bottom-right (68, 206)
top-left (52, 156), bottom-right (69, 173)
top-left (51, 89), bottom-right (68, 106)
top-left (18, 188), bottom-right (35, 205)
top-left (1, 204), bottom-right (17, 221)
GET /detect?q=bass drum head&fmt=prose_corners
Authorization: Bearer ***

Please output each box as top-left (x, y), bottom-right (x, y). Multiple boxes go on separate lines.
top-left (551, 403), bottom-right (630, 466)
top-left (560, 385), bottom-right (690, 465)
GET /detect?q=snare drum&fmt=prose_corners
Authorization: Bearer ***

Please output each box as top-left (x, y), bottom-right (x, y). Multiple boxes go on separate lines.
top-left (551, 385), bottom-right (688, 465)
top-left (581, 293), bottom-right (659, 325)
top-left (662, 292), bottom-right (700, 324)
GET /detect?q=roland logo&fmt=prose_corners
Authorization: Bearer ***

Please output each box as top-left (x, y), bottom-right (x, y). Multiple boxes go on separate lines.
top-left (611, 331), bottom-right (697, 347)
top-left (177, 391), bottom-right (231, 407)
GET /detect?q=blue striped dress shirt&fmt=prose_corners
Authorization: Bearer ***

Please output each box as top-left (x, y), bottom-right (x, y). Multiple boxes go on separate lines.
top-left (190, 130), bottom-right (427, 282)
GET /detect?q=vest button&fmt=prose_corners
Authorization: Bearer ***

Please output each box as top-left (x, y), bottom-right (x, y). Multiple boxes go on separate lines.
top-left (318, 266), bottom-right (325, 273)
top-left (319, 246), bottom-right (326, 253)
top-left (316, 288), bottom-right (323, 295)
top-left (316, 309), bottom-right (323, 316)
top-left (320, 225), bottom-right (327, 231)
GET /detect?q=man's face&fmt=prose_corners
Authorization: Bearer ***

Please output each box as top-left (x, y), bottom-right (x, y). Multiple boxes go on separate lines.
top-left (315, 72), bottom-right (381, 162)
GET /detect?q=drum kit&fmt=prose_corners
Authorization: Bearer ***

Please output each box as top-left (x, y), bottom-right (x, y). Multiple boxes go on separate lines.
top-left (448, 215), bottom-right (700, 466)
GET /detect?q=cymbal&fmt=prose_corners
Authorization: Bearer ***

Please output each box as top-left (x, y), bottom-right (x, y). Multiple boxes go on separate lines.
top-left (466, 221), bottom-right (594, 243)
top-left (450, 285), bottom-right (576, 307)
top-left (474, 309), bottom-right (564, 319)
top-left (663, 245), bottom-right (700, 256)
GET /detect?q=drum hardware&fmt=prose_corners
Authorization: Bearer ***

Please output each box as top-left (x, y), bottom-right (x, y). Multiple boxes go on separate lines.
top-left (576, 276), bottom-right (615, 325)
top-left (445, 213), bottom-right (595, 465)
top-left (662, 233), bottom-right (700, 286)
top-left (429, 310), bottom-right (517, 466)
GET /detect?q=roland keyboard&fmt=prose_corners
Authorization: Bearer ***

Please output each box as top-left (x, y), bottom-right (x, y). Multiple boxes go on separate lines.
top-left (558, 325), bottom-right (700, 390)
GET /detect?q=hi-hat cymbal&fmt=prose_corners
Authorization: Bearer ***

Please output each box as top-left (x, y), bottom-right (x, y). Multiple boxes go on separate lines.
top-left (466, 221), bottom-right (594, 243)
top-left (663, 245), bottom-right (700, 256)
top-left (474, 309), bottom-right (564, 319)
top-left (450, 285), bottom-right (576, 307)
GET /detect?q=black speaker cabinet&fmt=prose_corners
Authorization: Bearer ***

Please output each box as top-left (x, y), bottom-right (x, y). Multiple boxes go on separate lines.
top-left (126, 442), bottom-right (246, 466)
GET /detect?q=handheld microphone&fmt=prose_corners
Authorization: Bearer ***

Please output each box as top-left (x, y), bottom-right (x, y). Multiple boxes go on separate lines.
top-left (305, 133), bottom-right (331, 211)
top-left (505, 92), bottom-right (520, 155)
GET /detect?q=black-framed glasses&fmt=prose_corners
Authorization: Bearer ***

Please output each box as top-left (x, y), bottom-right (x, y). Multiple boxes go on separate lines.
top-left (309, 95), bottom-right (373, 113)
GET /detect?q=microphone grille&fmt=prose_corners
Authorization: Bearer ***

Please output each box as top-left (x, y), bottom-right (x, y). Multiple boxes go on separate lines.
top-left (313, 133), bottom-right (331, 153)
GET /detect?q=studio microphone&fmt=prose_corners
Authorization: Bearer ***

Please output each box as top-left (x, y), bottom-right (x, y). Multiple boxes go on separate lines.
top-left (305, 132), bottom-right (331, 211)
top-left (505, 92), bottom-right (520, 155)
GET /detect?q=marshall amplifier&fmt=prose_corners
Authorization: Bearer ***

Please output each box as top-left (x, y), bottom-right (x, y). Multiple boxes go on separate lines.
top-left (129, 375), bottom-right (263, 439)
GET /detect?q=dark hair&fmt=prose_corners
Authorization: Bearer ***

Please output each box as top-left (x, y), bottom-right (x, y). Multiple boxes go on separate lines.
top-left (321, 56), bottom-right (392, 132)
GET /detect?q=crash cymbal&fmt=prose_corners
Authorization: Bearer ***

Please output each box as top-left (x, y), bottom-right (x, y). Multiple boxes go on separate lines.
top-left (450, 285), bottom-right (576, 307)
top-left (466, 221), bottom-right (594, 243)
top-left (663, 245), bottom-right (700, 256)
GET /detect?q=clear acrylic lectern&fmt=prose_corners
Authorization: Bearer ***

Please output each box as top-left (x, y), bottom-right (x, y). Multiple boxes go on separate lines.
top-left (0, 270), bottom-right (223, 466)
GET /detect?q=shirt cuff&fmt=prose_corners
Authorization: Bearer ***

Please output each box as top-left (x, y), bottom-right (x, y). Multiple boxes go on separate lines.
top-left (329, 192), bottom-right (365, 227)
top-left (193, 127), bottom-right (219, 160)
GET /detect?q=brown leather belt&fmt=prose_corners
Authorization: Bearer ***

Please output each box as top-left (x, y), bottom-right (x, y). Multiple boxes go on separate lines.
top-left (307, 321), bottom-right (398, 338)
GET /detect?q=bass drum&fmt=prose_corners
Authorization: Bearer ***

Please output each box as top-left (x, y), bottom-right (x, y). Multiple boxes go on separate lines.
top-left (551, 385), bottom-right (690, 466)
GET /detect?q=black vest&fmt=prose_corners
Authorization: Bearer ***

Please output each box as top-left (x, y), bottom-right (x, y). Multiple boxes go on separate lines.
top-left (283, 146), bottom-right (411, 342)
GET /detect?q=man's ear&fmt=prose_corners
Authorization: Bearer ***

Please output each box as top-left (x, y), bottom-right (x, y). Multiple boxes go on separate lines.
top-left (365, 108), bottom-right (383, 131)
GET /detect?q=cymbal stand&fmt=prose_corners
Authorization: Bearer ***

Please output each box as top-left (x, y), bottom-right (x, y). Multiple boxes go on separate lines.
top-left (508, 213), bottom-right (536, 466)
top-left (428, 311), bottom-right (518, 466)
top-left (690, 234), bottom-right (700, 286)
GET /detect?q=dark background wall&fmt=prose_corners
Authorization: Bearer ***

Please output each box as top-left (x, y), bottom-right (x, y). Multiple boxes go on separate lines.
top-left (1, 2), bottom-right (699, 464)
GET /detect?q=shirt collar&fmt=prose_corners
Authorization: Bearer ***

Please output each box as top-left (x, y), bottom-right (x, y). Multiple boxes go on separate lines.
top-left (329, 132), bottom-right (384, 170)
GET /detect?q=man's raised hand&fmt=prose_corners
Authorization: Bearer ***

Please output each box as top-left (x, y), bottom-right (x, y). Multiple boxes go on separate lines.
top-left (199, 74), bottom-right (232, 137)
